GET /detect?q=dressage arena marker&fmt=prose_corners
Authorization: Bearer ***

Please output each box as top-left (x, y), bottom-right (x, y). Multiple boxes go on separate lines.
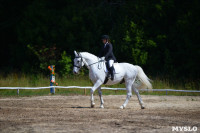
top-left (48, 65), bottom-right (55, 94)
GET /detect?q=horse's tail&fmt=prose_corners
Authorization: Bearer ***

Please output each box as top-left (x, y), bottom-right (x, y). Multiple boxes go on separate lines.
top-left (135, 65), bottom-right (152, 90)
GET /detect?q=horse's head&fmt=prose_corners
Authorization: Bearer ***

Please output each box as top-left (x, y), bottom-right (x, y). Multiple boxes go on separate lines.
top-left (73, 51), bottom-right (84, 74)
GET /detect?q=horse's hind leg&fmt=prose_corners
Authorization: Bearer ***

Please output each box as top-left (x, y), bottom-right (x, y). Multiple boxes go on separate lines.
top-left (120, 79), bottom-right (133, 109)
top-left (132, 86), bottom-right (145, 109)
top-left (98, 87), bottom-right (104, 108)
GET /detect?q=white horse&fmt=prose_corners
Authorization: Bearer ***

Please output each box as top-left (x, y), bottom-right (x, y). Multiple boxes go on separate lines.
top-left (73, 51), bottom-right (152, 109)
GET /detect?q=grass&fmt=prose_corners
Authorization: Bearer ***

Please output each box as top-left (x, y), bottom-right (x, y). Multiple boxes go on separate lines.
top-left (0, 73), bottom-right (199, 96)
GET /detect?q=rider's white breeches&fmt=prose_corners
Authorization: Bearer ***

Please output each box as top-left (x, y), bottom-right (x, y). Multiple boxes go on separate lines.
top-left (108, 60), bottom-right (114, 67)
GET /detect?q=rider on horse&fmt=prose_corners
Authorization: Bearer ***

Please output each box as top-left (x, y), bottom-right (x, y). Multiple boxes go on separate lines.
top-left (99, 35), bottom-right (117, 80)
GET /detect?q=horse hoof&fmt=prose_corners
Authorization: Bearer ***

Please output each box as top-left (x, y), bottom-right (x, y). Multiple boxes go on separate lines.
top-left (100, 105), bottom-right (104, 108)
top-left (120, 105), bottom-right (124, 109)
top-left (91, 103), bottom-right (95, 108)
top-left (141, 106), bottom-right (145, 109)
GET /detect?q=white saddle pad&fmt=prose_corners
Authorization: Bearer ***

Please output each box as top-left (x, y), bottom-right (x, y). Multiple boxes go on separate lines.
top-left (104, 62), bottom-right (121, 74)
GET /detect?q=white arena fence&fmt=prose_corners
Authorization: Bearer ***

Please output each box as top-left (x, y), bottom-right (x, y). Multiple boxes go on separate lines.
top-left (0, 86), bottom-right (200, 95)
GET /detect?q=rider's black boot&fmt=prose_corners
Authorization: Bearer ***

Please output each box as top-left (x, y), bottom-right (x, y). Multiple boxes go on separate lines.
top-left (110, 66), bottom-right (114, 80)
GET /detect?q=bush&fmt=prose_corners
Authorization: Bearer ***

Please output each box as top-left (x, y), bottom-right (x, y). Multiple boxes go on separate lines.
top-left (57, 51), bottom-right (72, 77)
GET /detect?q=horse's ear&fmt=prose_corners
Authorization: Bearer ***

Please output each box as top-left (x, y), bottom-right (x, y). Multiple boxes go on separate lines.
top-left (74, 51), bottom-right (78, 56)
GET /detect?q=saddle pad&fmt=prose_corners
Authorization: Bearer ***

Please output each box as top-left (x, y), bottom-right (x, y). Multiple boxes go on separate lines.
top-left (113, 63), bottom-right (121, 74)
top-left (104, 62), bottom-right (121, 74)
top-left (103, 63), bottom-right (122, 84)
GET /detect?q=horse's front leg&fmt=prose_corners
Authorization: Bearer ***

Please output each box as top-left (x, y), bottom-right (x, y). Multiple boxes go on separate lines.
top-left (91, 80), bottom-right (102, 108)
top-left (98, 87), bottom-right (104, 108)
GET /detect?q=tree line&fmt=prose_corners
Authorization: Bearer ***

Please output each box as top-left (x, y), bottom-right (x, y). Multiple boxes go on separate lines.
top-left (0, 0), bottom-right (199, 86)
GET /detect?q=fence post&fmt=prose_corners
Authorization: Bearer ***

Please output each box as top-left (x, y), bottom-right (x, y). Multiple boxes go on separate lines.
top-left (48, 65), bottom-right (55, 94)
top-left (84, 88), bottom-right (86, 95)
top-left (166, 90), bottom-right (168, 95)
top-left (17, 89), bottom-right (19, 95)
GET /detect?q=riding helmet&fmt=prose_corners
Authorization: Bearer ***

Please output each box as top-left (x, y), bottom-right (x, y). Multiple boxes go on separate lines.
top-left (102, 35), bottom-right (109, 40)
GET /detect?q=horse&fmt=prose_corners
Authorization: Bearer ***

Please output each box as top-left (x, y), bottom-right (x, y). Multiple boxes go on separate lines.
top-left (73, 51), bottom-right (152, 109)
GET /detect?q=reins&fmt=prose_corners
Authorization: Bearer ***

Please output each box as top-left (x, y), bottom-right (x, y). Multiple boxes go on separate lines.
top-left (74, 55), bottom-right (105, 69)
top-left (88, 59), bottom-right (105, 67)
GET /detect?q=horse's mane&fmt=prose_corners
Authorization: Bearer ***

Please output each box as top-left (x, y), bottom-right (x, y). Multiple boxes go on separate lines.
top-left (80, 52), bottom-right (98, 61)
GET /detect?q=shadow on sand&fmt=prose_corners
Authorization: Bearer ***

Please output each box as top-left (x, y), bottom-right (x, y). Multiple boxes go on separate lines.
top-left (71, 106), bottom-right (91, 109)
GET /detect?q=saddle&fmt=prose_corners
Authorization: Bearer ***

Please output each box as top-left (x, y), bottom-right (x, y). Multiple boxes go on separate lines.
top-left (103, 62), bottom-right (124, 84)
top-left (104, 68), bottom-right (115, 84)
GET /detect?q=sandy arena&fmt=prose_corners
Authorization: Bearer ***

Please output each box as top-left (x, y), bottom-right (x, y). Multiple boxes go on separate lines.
top-left (0, 95), bottom-right (200, 133)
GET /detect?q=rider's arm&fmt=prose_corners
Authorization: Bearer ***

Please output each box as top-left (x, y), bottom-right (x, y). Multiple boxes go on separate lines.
top-left (105, 44), bottom-right (112, 58)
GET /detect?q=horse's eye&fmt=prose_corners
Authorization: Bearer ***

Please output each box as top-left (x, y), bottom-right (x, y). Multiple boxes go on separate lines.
top-left (77, 61), bottom-right (80, 63)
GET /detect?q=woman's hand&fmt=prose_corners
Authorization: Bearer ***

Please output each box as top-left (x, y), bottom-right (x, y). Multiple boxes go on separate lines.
top-left (101, 57), bottom-right (105, 60)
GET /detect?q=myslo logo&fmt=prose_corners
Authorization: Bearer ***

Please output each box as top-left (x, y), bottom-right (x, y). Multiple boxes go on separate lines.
top-left (172, 126), bottom-right (197, 132)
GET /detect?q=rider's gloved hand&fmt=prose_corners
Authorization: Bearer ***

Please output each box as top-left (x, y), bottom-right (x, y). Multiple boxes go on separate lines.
top-left (101, 57), bottom-right (105, 60)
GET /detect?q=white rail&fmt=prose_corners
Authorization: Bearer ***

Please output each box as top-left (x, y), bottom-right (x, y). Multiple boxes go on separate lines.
top-left (0, 86), bottom-right (200, 95)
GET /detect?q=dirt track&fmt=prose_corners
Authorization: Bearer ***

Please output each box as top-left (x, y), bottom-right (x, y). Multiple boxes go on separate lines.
top-left (0, 95), bottom-right (200, 133)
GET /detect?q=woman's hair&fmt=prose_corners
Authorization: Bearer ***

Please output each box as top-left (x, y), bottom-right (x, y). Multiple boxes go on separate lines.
top-left (107, 39), bottom-right (111, 43)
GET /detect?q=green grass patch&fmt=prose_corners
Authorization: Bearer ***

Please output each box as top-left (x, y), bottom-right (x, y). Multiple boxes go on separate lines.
top-left (0, 74), bottom-right (199, 96)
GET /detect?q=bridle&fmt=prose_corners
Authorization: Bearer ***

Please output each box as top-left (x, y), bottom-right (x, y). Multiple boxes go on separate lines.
top-left (73, 56), bottom-right (83, 69)
top-left (73, 54), bottom-right (105, 69)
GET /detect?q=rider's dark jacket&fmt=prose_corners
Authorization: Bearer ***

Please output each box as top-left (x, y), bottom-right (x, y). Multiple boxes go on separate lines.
top-left (99, 43), bottom-right (116, 61)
